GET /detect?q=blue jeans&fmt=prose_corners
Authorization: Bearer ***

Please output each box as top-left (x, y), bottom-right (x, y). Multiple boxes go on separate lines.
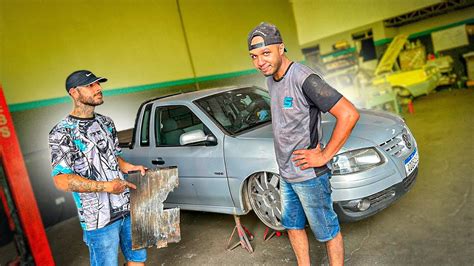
top-left (83, 215), bottom-right (147, 265)
top-left (280, 173), bottom-right (340, 242)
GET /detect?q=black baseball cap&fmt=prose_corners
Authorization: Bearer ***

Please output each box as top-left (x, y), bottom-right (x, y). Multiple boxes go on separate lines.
top-left (247, 22), bottom-right (286, 51)
top-left (65, 70), bottom-right (107, 93)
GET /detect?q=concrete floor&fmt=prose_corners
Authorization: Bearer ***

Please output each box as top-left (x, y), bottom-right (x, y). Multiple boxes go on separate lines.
top-left (1, 89), bottom-right (473, 265)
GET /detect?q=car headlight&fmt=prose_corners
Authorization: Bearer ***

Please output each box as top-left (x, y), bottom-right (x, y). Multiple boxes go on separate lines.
top-left (331, 148), bottom-right (384, 175)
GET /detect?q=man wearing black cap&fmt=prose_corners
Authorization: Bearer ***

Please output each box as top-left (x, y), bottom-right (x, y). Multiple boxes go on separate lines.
top-left (248, 23), bottom-right (360, 265)
top-left (48, 70), bottom-right (147, 265)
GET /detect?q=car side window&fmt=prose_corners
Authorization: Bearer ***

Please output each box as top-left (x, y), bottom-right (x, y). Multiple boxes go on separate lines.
top-left (140, 103), bottom-right (152, 146)
top-left (154, 105), bottom-right (206, 146)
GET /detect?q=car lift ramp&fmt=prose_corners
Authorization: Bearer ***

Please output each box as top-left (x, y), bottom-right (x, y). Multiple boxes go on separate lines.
top-left (0, 85), bottom-right (54, 265)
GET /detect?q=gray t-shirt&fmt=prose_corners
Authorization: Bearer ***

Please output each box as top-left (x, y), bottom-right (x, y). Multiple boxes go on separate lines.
top-left (267, 62), bottom-right (342, 183)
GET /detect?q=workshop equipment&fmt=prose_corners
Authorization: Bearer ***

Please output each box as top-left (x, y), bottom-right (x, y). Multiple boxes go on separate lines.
top-left (0, 85), bottom-right (54, 265)
top-left (373, 34), bottom-right (441, 98)
top-left (463, 52), bottom-right (474, 81)
top-left (0, 188), bottom-right (14, 246)
top-left (428, 56), bottom-right (456, 86)
top-left (263, 227), bottom-right (285, 241)
top-left (226, 215), bottom-right (254, 253)
top-left (399, 42), bottom-right (426, 71)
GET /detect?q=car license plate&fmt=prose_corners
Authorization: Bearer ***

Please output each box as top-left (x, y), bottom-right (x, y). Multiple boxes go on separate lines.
top-left (404, 148), bottom-right (419, 176)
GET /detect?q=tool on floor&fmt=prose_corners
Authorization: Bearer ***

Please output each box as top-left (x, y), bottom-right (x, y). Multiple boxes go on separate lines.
top-left (0, 86), bottom-right (54, 265)
top-left (263, 227), bottom-right (285, 241)
top-left (226, 215), bottom-right (254, 253)
top-left (408, 99), bottom-right (415, 114)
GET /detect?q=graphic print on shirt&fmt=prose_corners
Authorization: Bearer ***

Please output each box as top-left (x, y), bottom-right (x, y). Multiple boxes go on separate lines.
top-left (49, 114), bottom-right (129, 230)
top-left (283, 96), bottom-right (294, 109)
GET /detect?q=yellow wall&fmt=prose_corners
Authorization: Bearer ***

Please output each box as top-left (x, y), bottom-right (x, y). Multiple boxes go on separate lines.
top-left (0, 0), bottom-right (301, 105)
top-left (1, 0), bottom-right (194, 104)
top-left (180, 0), bottom-right (302, 77)
top-left (0, 4), bottom-right (4, 84)
top-left (292, 0), bottom-right (441, 46)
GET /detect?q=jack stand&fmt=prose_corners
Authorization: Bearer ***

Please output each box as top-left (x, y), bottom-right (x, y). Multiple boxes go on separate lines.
top-left (226, 215), bottom-right (254, 253)
top-left (263, 227), bottom-right (284, 241)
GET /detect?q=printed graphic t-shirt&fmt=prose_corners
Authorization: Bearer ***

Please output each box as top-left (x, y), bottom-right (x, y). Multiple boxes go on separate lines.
top-left (267, 62), bottom-right (342, 183)
top-left (48, 113), bottom-right (129, 230)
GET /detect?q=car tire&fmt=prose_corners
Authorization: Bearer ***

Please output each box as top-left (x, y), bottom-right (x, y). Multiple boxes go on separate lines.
top-left (247, 172), bottom-right (284, 231)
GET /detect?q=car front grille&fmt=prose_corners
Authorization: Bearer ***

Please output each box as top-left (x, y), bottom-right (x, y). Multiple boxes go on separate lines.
top-left (366, 167), bottom-right (417, 207)
top-left (379, 128), bottom-right (414, 158)
top-left (403, 167), bottom-right (418, 190)
top-left (367, 187), bottom-right (396, 206)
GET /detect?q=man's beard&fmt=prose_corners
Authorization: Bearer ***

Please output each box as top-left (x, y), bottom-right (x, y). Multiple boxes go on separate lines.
top-left (262, 57), bottom-right (282, 77)
top-left (78, 92), bottom-right (104, 106)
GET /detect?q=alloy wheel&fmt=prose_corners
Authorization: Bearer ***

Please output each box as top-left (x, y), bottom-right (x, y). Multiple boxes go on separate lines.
top-left (247, 172), bottom-right (284, 230)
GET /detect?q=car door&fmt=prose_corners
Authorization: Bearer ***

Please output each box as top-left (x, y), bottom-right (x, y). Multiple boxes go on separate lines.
top-left (148, 103), bottom-right (233, 207)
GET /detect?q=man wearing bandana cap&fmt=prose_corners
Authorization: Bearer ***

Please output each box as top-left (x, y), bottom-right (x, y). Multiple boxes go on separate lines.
top-left (248, 22), bottom-right (360, 266)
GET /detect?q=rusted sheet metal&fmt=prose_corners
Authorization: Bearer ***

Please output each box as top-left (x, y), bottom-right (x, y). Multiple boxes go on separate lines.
top-left (128, 167), bottom-right (180, 249)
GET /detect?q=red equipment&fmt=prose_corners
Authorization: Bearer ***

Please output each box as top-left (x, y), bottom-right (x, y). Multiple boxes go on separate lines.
top-left (0, 85), bottom-right (54, 265)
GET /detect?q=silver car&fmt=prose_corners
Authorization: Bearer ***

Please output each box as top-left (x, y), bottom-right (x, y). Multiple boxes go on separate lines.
top-left (120, 86), bottom-right (419, 230)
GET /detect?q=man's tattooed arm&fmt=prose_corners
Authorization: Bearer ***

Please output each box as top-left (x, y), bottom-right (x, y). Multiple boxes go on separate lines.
top-left (53, 174), bottom-right (136, 194)
top-left (65, 174), bottom-right (106, 192)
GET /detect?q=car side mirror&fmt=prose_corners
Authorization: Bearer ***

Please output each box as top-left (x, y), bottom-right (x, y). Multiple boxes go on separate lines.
top-left (205, 135), bottom-right (217, 146)
top-left (180, 129), bottom-right (217, 146)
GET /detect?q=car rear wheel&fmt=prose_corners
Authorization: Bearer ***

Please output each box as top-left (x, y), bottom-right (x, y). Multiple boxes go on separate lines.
top-left (247, 172), bottom-right (284, 230)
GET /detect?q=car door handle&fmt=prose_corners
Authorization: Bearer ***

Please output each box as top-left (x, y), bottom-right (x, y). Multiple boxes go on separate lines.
top-left (151, 158), bottom-right (165, 165)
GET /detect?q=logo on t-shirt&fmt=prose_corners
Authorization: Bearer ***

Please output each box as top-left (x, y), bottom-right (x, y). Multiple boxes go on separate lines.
top-left (283, 97), bottom-right (293, 109)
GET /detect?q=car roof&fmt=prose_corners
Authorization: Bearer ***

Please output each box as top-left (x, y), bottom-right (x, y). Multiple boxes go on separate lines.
top-left (147, 85), bottom-right (258, 104)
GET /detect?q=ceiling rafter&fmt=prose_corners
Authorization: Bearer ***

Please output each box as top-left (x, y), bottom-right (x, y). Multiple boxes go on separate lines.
top-left (384, 0), bottom-right (474, 27)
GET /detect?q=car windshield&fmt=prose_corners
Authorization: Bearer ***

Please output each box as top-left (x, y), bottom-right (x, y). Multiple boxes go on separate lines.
top-left (195, 87), bottom-right (272, 135)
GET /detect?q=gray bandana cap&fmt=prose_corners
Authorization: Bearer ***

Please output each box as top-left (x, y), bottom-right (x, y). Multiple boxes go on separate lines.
top-left (247, 22), bottom-right (284, 51)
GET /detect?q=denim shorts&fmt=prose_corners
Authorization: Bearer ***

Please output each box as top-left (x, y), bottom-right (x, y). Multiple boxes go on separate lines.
top-left (280, 173), bottom-right (340, 242)
top-left (83, 215), bottom-right (147, 265)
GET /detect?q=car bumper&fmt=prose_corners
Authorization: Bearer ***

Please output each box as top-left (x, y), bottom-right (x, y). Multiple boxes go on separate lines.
top-left (334, 167), bottom-right (418, 222)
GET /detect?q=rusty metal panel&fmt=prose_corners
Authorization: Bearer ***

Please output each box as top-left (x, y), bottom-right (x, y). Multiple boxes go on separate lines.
top-left (127, 167), bottom-right (180, 249)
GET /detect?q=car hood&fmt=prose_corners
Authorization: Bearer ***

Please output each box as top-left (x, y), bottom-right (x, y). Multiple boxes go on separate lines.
top-left (237, 109), bottom-right (405, 151)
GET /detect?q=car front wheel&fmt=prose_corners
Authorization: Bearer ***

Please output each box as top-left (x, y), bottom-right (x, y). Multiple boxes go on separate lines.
top-left (247, 172), bottom-right (284, 231)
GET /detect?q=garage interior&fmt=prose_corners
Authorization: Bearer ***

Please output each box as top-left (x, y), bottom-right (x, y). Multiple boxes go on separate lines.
top-left (0, 0), bottom-right (473, 265)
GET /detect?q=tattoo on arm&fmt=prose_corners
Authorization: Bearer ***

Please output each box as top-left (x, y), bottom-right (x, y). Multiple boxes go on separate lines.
top-left (66, 174), bottom-right (106, 192)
